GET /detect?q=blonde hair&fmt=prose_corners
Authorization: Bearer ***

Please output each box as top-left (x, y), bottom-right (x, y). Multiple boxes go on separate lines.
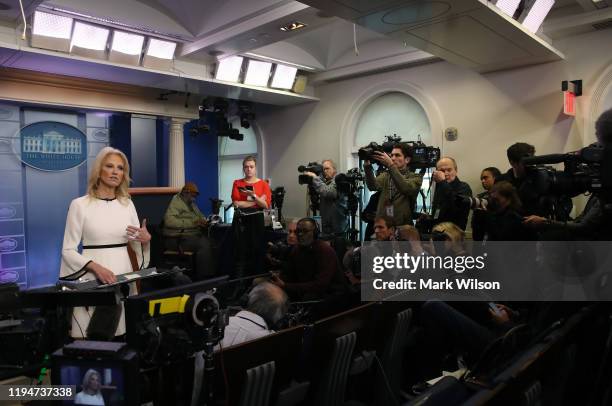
top-left (432, 222), bottom-right (465, 243)
top-left (81, 369), bottom-right (102, 394)
top-left (87, 147), bottom-right (131, 203)
top-left (397, 225), bottom-right (420, 241)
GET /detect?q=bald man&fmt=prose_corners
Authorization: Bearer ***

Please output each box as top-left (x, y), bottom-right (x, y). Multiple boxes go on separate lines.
top-left (430, 157), bottom-right (472, 230)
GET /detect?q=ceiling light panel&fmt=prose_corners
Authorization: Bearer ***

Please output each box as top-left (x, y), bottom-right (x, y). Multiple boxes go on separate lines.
top-left (492, 0), bottom-right (521, 17)
top-left (244, 60), bottom-right (272, 87)
top-left (142, 38), bottom-right (176, 70)
top-left (69, 21), bottom-right (109, 59)
top-left (521, 0), bottom-right (555, 33)
top-left (111, 31), bottom-right (144, 55)
top-left (31, 11), bottom-right (73, 52)
top-left (32, 11), bottom-right (72, 39)
top-left (271, 64), bottom-right (297, 89)
top-left (146, 38), bottom-right (176, 59)
top-left (109, 30), bottom-right (144, 65)
top-left (215, 56), bottom-right (244, 82)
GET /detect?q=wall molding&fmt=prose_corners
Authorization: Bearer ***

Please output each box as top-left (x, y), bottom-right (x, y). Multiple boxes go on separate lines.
top-left (339, 80), bottom-right (444, 171)
top-left (586, 60), bottom-right (612, 145)
top-left (0, 67), bottom-right (198, 119)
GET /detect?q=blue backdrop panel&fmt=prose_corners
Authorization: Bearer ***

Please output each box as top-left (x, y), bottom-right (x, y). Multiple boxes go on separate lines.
top-left (184, 117), bottom-right (218, 215)
top-left (131, 116), bottom-right (158, 187)
top-left (0, 107), bottom-right (25, 285)
top-left (22, 109), bottom-right (82, 289)
top-left (156, 119), bottom-right (169, 187)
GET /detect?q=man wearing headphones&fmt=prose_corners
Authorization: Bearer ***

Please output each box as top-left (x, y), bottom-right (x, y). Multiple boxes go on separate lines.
top-left (270, 217), bottom-right (344, 300)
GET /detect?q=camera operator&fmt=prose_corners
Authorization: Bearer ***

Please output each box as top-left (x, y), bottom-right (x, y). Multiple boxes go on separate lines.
top-left (364, 143), bottom-right (422, 226)
top-left (302, 159), bottom-right (349, 236)
top-left (499, 142), bottom-right (546, 216)
top-left (428, 157), bottom-right (472, 231)
top-left (472, 167), bottom-right (502, 241)
top-left (522, 108), bottom-right (612, 240)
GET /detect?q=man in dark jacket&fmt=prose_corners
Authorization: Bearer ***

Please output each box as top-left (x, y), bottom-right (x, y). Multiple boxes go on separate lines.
top-left (430, 157), bottom-right (472, 231)
top-left (270, 218), bottom-right (345, 301)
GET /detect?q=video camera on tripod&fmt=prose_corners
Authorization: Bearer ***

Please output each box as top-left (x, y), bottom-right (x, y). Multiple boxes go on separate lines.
top-left (297, 162), bottom-right (323, 185)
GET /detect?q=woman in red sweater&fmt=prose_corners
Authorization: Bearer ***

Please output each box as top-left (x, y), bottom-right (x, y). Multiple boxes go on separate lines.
top-left (231, 155), bottom-right (272, 278)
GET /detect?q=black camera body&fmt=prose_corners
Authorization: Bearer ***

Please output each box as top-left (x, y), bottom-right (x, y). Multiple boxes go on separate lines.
top-left (522, 143), bottom-right (607, 197)
top-left (358, 134), bottom-right (401, 161)
top-left (335, 168), bottom-right (364, 195)
top-left (298, 162), bottom-right (324, 185)
top-left (406, 140), bottom-right (441, 170)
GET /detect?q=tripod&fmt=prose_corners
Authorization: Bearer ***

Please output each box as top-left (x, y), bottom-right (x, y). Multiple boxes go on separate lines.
top-left (346, 185), bottom-right (363, 244)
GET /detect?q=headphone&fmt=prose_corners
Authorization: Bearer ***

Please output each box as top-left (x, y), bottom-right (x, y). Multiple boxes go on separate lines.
top-left (298, 217), bottom-right (320, 239)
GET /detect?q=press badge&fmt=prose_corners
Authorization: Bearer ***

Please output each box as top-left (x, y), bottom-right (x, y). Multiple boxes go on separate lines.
top-left (385, 204), bottom-right (394, 217)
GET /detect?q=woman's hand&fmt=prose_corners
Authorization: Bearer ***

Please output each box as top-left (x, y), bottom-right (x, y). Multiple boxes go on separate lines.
top-left (87, 262), bottom-right (117, 284)
top-left (126, 219), bottom-right (151, 243)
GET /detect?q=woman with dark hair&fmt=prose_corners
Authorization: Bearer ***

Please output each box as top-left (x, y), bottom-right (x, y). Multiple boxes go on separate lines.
top-left (472, 167), bottom-right (502, 241)
top-left (484, 180), bottom-right (530, 241)
top-left (231, 155), bottom-right (272, 279)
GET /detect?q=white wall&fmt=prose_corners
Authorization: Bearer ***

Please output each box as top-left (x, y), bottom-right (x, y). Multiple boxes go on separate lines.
top-left (257, 28), bottom-right (612, 220)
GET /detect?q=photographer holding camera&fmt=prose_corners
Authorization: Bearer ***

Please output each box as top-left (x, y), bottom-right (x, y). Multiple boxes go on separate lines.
top-left (302, 159), bottom-right (349, 237)
top-left (364, 143), bottom-right (423, 226)
top-left (427, 156), bottom-right (472, 231)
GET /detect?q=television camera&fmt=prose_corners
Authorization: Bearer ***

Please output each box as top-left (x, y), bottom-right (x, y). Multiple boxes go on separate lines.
top-left (521, 143), bottom-right (612, 220)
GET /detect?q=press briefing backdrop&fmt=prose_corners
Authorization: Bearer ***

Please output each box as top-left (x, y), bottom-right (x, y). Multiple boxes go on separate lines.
top-left (0, 105), bottom-right (111, 289)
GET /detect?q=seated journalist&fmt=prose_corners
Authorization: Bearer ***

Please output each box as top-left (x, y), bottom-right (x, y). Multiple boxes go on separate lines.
top-left (162, 182), bottom-right (215, 280)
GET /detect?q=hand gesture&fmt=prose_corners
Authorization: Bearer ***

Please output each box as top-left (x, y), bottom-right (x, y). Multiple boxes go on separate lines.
top-left (432, 170), bottom-right (446, 183)
top-left (126, 219), bottom-right (151, 243)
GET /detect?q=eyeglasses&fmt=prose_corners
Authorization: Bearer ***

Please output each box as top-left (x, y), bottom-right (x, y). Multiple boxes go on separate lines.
top-left (296, 227), bottom-right (314, 235)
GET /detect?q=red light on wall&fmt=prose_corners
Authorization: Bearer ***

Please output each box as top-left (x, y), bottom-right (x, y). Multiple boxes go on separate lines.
top-left (564, 91), bottom-right (576, 116)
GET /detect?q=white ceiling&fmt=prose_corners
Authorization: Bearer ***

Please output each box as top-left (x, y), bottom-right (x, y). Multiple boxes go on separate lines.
top-left (0, 0), bottom-right (610, 103)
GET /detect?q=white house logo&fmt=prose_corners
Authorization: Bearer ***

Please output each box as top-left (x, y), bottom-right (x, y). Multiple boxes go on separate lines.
top-left (16, 121), bottom-right (87, 171)
top-left (0, 238), bottom-right (18, 252)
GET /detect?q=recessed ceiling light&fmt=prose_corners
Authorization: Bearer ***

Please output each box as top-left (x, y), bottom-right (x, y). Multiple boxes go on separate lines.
top-left (279, 21), bottom-right (307, 32)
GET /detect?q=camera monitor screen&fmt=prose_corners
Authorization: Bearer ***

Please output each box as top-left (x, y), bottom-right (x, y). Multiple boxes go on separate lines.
top-left (52, 349), bottom-right (138, 406)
